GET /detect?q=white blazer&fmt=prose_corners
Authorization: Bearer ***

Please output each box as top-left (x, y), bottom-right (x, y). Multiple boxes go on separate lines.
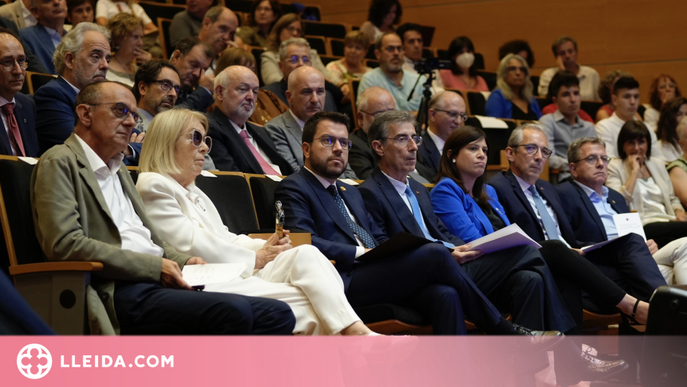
top-left (136, 172), bottom-right (265, 279)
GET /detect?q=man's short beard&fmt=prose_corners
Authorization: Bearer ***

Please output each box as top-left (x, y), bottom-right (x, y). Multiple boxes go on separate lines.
top-left (310, 156), bottom-right (346, 180)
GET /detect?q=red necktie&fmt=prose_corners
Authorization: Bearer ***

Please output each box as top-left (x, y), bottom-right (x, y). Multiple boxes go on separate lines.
top-left (239, 129), bottom-right (280, 175)
top-left (2, 103), bottom-right (25, 156)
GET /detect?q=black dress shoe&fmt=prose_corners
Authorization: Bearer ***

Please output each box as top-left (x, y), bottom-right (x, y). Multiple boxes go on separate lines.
top-left (511, 323), bottom-right (564, 353)
top-left (565, 352), bottom-right (629, 382)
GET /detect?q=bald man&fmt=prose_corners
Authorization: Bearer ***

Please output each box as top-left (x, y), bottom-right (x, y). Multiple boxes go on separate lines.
top-left (198, 6), bottom-right (239, 74)
top-left (419, 91), bottom-right (468, 178)
top-left (207, 65), bottom-right (293, 174)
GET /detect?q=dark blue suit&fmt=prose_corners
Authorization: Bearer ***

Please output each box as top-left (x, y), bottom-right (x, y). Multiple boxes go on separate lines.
top-left (0, 93), bottom-right (38, 157)
top-left (417, 132), bottom-right (440, 179)
top-left (19, 24), bottom-right (64, 75)
top-left (176, 86), bottom-right (215, 112)
top-left (359, 168), bottom-right (575, 332)
top-left (276, 167), bottom-right (514, 335)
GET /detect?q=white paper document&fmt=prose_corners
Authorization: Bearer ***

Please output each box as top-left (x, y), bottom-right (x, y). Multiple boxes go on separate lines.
top-left (182, 263), bottom-right (247, 286)
top-left (613, 213), bottom-right (646, 241)
top-left (581, 237), bottom-right (618, 253)
top-left (468, 223), bottom-right (541, 254)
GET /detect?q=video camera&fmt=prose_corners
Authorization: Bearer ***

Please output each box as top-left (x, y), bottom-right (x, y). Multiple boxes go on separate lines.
top-left (414, 58), bottom-right (452, 74)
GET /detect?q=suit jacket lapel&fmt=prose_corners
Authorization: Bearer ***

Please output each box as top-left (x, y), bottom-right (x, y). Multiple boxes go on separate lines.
top-left (0, 118), bottom-right (10, 154)
top-left (213, 109), bottom-right (263, 173)
top-left (247, 122), bottom-right (276, 171)
top-left (284, 113), bottom-right (303, 146)
top-left (572, 182), bottom-right (607, 239)
top-left (372, 169), bottom-right (425, 236)
top-left (505, 170), bottom-right (538, 221)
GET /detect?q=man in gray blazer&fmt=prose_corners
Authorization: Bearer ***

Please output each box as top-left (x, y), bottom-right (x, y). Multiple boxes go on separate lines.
top-left (265, 66), bottom-right (357, 178)
top-left (0, 0), bottom-right (35, 30)
top-left (31, 80), bottom-right (295, 335)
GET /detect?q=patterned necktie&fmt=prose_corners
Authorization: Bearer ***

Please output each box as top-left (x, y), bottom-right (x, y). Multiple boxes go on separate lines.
top-left (2, 103), bottom-right (25, 156)
top-left (239, 129), bottom-right (280, 175)
top-left (326, 185), bottom-right (378, 248)
top-left (404, 186), bottom-right (454, 248)
top-left (528, 185), bottom-right (561, 241)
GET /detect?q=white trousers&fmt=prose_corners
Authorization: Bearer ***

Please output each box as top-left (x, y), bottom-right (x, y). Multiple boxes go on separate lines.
top-left (653, 237), bottom-right (687, 285)
top-left (205, 245), bottom-right (360, 335)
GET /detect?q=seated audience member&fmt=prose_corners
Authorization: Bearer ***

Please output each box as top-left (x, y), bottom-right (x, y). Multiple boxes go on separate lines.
top-left (669, 117), bottom-right (687, 208)
top-left (198, 6), bottom-right (239, 75)
top-left (498, 39), bottom-right (534, 69)
top-left (558, 137), bottom-right (687, 286)
top-left (325, 30), bottom-right (372, 97)
top-left (397, 22), bottom-right (443, 93)
top-left (0, 16), bottom-right (49, 73)
top-left (439, 36), bottom-right (488, 92)
top-left (538, 71), bottom-right (596, 178)
top-left (359, 0), bottom-right (400, 44)
top-left (261, 13), bottom-right (331, 86)
top-left (489, 124), bottom-right (666, 312)
top-left (596, 70), bottom-right (640, 122)
top-left (95, 0), bottom-right (156, 35)
top-left (358, 32), bottom-right (425, 112)
top-left (540, 71), bottom-right (594, 123)
top-left (132, 59), bottom-right (180, 132)
top-left (32, 81), bottom-right (296, 335)
top-left (644, 74), bottom-right (681, 131)
top-left (137, 108), bottom-right (377, 336)
top-left (606, 121), bottom-right (687, 248)
top-left (169, 37), bottom-right (215, 112)
top-left (485, 54), bottom-right (541, 120)
top-left (655, 97), bottom-right (687, 162)
top-left (0, 28), bottom-right (38, 157)
top-left (106, 13), bottom-right (151, 87)
top-left (208, 65), bottom-right (292, 174)
top-left (595, 76), bottom-right (658, 158)
top-left (66, 0), bottom-right (94, 26)
top-left (262, 37), bottom-right (337, 112)
top-left (419, 91), bottom-right (467, 179)
top-left (265, 66), bottom-right (357, 178)
top-left (537, 37), bottom-right (599, 101)
top-left (275, 110), bottom-right (563, 338)
top-left (0, 0), bottom-right (36, 30)
top-left (34, 22), bottom-right (112, 154)
top-left (348, 86), bottom-right (395, 179)
top-left (169, 0), bottom-right (212, 48)
top-left (237, 0), bottom-right (281, 49)
top-left (19, 0), bottom-right (67, 74)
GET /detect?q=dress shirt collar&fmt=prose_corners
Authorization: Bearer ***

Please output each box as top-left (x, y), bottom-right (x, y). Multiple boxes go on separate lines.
top-left (60, 76), bottom-right (80, 94)
top-left (288, 109), bottom-right (306, 130)
top-left (380, 169), bottom-right (410, 196)
top-left (427, 128), bottom-right (445, 154)
top-left (403, 55), bottom-right (415, 70)
top-left (75, 134), bottom-right (124, 177)
top-left (138, 108), bottom-right (154, 124)
top-left (304, 165), bottom-right (337, 189)
top-left (21, 1), bottom-right (37, 26)
top-left (552, 109), bottom-right (583, 126)
top-left (43, 25), bottom-right (63, 47)
top-left (573, 180), bottom-right (609, 202)
top-left (0, 94), bottom-right (15, 106)
top-left (513, 173), bottom-right (534, 194)
top-left (228, 118), bottom-right (247, 136)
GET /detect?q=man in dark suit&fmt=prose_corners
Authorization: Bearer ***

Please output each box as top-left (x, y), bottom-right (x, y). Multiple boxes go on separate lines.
top-left (208, 65), bottom-right (293, 174)
top-left (358, 110), bottom-right (574, 334)
top-left (0, 29), bottom-right (38, 157)
top-left (554, 136), bottom-right (667, 298)
top-left (169, 37), bottom-right (216, 113)
top-left (18, 0), bottom-right (67, 74)
top-left (0, 16), bottom-right (49, 74)
top-left (274, 110), bottom-right (563, 339)
top-left (489, 124), bottom-right (666, 303)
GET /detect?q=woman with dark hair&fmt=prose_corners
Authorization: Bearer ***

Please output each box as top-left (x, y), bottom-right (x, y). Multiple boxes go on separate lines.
top-left (645, 74), bottom-right (682, 130)
top-left (359, 0), bottom-right (402, 43)
top-left (498, 39), bottom-right (534, 69)
top-left (485, 54), bottom-right (541, 119)
top-left (237, 0), bottom-right (282, 48)
top-left (607, 121), bottom-right (687, 248)
top-left (655, 97), bottom-right (687, 162)
top-left (439, 36), bottom-right (488, 91)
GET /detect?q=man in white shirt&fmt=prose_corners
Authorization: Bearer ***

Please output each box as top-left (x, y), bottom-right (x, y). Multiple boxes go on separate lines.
top-left (537, 36), bottom-right (599, 101)
top-left (418, 91), bottom-right (467, 178)
top-left (595, 76), bottom-right (659, 158)
top-left (0, 0), bottom-right (36, 29)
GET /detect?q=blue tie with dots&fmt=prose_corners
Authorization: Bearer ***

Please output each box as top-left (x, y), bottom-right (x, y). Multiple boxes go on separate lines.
top-left (528, 185), bottom-right (562, 241)
top-left (327, 185), bottom-right (378, 248)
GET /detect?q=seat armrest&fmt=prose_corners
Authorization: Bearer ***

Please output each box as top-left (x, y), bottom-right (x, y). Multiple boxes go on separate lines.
top-left (9, 262), bottom-right (104, 276)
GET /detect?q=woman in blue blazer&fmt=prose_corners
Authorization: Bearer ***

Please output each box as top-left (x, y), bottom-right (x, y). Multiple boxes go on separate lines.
top-left (430, 126), bottom-right (651, 329)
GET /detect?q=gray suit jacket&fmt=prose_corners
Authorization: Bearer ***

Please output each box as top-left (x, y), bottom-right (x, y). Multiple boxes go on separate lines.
top-left (30, 134), bottom-right (192, 334)
top-left (0, 1), bottom-right (25, 29)
top-left (264, 110), bottom-right (358, 178)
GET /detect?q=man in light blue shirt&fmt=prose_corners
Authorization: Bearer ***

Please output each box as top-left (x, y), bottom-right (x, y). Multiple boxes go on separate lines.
top-left (357, 32), bottom-right (425, 112)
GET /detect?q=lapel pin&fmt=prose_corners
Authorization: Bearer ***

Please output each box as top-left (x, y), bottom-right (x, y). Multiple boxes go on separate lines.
top-left (415, 191), bottom-right (420, 195)
top-left (612, 200), bottom-right (616, 204)
top-left (340, 186), bottom-right (347, 191)
top-left (23, 119), bottom-right (26, 123)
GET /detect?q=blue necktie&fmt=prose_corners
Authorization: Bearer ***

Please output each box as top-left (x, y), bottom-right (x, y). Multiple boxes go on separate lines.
top-left (405, 186), bottom-right (455, 248)
top-left (327, 185), bottom-right (378, 248)
top-left (528, 185), bottom-right (561, 241)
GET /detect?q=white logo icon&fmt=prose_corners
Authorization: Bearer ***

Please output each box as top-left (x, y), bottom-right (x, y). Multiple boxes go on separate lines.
top-left (17, 344), bottom-right (52, 379)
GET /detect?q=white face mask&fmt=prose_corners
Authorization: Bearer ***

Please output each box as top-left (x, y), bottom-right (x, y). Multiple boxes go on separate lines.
top-left (455, 52), bottom-right (475, 69)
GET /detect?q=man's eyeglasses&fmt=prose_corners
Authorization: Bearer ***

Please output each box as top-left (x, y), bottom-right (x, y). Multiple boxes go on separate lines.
top-left (360, 109), bottom-right (394, 117)
top-left (151, 79), bottom-right (180, 94)
top-left (285, 55), bottom-right (310, 65)
top-left (572, 155), bottom-right (611, 165)
top-left (382, 134), bottom-right (422, 147)
top-left (383, 45), bottom-right (404, 54)
top-left (0, 57), bottom-right (28, 72)
top-left (514, 143), bottom-right (553, 159)
top-left (314, 135), bottom-right (352, 150)
top-left (87, 102), bottom-right (141, 125)
top-left (433, 109), bottom-right (468, 122)
top-left (187, 129), bottom-right (212, 152)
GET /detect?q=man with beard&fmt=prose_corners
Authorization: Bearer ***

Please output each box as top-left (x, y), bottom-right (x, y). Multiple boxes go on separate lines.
top-left (169, 36), bottom-right (216, 113)
top-left (207, 65), bottom-right (292, 174)
top-left (133, 59), bottom-right (181, 132)
top-left (357, 32), bottom-right (426, 112)
top-left (197, 6), bottom-right (239, 75)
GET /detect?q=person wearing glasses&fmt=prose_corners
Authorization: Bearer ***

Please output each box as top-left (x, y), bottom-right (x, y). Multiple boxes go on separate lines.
top-left (485, 53), bottom-right (542, 120)
top-left (0, 29), bottom-right (38, 157)
top-left (208, 65), bottom-right (292, 174)
top-left (358, 32), bottom-right (425, 112)
top-left (418, 91), bottom-right (468, 180)
top-left (136, 108), bottom-right (378, 336)
top-left (132, 59), bottom-right (180, 132)
top-left (557, 137), bottom-right (687, 286)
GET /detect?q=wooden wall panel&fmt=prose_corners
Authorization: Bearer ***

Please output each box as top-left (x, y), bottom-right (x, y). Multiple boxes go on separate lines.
top-left (304, 0), bottom-right (687, 100)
